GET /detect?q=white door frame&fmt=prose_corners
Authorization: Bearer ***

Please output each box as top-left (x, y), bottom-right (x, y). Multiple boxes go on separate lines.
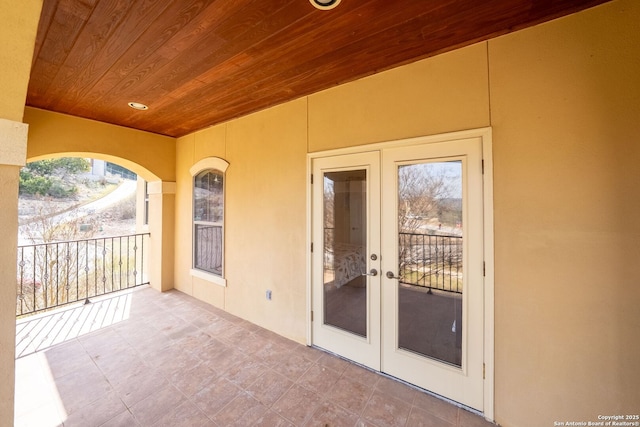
top-left (306, 127), bottom-right (494, 421)
top-left (310, 151), bottom-right (382, 369)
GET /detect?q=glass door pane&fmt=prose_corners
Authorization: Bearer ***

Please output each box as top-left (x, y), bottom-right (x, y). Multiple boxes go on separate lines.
top-left (397, 161), bottom-right (463, 367)
top-left (323, 169), bottom-right (367, 338)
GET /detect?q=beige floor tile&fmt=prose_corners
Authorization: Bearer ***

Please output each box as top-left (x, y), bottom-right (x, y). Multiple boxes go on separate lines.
top-left (152, 399), bottom-right (214, 427)
top-left (61, 390), bottom-right (126, 427)
top-left (234, 333), bottom-right (272, 355)
top-left (53, 368), bottom-right (112, 415)
top-left (272, 351), bottom-right (315, 381)
top-left (375, 375), bottom-right (420, 404)
top-left (342, 362), bottom-right (380, 388)
top-left (13, 287), bottom-right (495, 427)
top-left (174, 329), bottom-right (214, 354)
top-left (458, 408), bottom-right (494, 427)
top-left (297, 363), bottom-right (342, 397)
top-left (202, 346), bottom-right (247, 375)
top-left (316, 353), bottom-right (352, 374)
top-left (246, 369), bottom-right (294, 407)
top-left (256, 342), bottom-right (295, 368)
top-left (290, 343), bottom-right (325, 362)
top-left (110, 364), bottom-right (170, 407)
top-left (326, 376), bottom-right (374, 414)
top-left (412, 391), bottom-right (459, 425)
top-left (219, 326), bottom-right (254, 347)
top-left (272, 384), bottom-right (324, 425)
top-left (253, 410), bottom-right (296, 426)
top-left (100, 410), bottom-right (141, 427)
top-left (210, 392), bottom-right (268, 427)
top-left (407, 406), bottom-right (455, 427)
top-left (362, 390), bottom-right (412, 427)
top-left (168, 361), bottom-right (219, 398)
top-left (222, 357), bottom-right (268, 389)
top-left (129, 384), bottom-right (185, 426)
top-left (192, 377), bottom-right (243, 419)
top-left (40, 340), bottom-right (92, 379)
top-left (306, 400), bottom-right (360, 427)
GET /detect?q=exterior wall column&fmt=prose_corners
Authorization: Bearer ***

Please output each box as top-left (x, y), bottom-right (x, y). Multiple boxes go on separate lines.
top-left (0, 1), bottom-right (43, 424)
top-left (147, 181), bottom-right (176, 292)
top-left (0, 120), bottom-right (29, 425)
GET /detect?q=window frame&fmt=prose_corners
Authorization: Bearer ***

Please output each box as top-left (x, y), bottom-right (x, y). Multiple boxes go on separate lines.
top-left (190, 157), bottom-right (229, 286)
top-left (143, 181), bottom-right (149, 226)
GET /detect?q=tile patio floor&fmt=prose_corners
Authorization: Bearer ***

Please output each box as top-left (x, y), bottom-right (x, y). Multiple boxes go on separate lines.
top-left (14, 286), bottom-right (495, 427)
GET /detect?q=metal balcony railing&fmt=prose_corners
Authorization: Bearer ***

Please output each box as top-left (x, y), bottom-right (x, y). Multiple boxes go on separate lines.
top-left (399, 232), bottom-right (463, 294)
top-left (16, 233), bottom-right (150, 317)
top-left (323, 227), bottom-right (463, 294)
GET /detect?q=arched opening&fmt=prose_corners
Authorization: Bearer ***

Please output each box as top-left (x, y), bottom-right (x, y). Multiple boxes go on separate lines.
top-left (16, 154), bottom-right (156, 318)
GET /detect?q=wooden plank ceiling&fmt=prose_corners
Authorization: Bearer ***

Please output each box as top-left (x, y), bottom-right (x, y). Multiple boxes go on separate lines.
top-left (26, 0), bottom-right (609, 138)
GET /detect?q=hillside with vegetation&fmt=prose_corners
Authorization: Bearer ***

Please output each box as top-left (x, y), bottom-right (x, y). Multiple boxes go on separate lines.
top-left (18, 158), bottom-right (137, 243)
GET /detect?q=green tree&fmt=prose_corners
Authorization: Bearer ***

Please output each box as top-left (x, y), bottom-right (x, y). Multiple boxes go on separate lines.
top-left (19, 158), bottom-right (90, 198)
top-left (19, 170), bottom-right (52, 196)
top-left (25, 158), bottom-right (90, 177)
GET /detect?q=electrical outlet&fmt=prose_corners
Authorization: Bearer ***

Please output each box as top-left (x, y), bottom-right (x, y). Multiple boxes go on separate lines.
top-left (266, 290), bottom-right (272, 300)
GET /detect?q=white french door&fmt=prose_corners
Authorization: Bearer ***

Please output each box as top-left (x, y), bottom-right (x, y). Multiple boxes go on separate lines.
top-left (311, 134), bottom-right (486, 411)
top-left (380, 138), bottom-right (484, 410)
top-left (311, 151), bottom-right (381, 369)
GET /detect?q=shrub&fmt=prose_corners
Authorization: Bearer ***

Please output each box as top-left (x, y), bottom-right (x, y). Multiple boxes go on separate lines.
top-left (25, 158), bottom-right (90, 177)
top-left (20, 158), bottom-right (87, 198)
top-left (19, 170), bottom-right (52, 196)
top-left (47, 180), bottom-right (77, 198)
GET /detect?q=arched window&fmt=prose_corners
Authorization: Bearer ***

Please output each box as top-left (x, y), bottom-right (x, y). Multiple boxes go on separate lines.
top-left (191, 158), bottom-right (229, 282)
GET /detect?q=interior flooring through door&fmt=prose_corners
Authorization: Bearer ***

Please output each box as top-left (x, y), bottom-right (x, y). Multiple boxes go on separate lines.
top-left (324, 279), bottom-right (462, 366)
top-left (324, 276), bottom-right (367, 337)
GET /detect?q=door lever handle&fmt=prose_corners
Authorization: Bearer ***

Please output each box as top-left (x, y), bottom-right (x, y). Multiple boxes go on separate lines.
top-left (386, 271), bottom-right (402, 280)
top-left (362, 269), bottom-right (378, 277)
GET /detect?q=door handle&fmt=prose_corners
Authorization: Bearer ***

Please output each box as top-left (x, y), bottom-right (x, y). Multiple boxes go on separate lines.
top-left (362, 269), bottom-right (378, 277)
top-left (386, 271), bottom-right (402, 280)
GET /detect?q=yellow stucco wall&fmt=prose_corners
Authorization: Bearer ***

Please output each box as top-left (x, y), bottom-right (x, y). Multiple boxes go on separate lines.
top-left (175, 99), bottom-right (308, 339)
top-left (0, 1), bottom-right (41, 123)
top-left (0, 1), bottom-right (43, 425)
top-left (173, 1), bottom-right (638, 425)
top-left (308, 42), bottom-right (490, 151)
top-left (23, 107), bottom-right (176, 182)
top-left (489, 0), bottom-right (640, 424)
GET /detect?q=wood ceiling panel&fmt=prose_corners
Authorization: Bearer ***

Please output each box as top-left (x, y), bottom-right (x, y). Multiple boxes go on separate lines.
top-left (135, 0), bottom-right (431, 134)
top-left (122, 0), bottom-right (306, 113)
top-left (115, 0), bottom-right (316, 129)
top-left (30, 0), bottom-right (58, 70)
top-left (26, 0), bottom-right (611, 137)
top-left (52, 0), bottom-right (217, 118)
top-left (145, 0), bottom-right (523, 135)
top-left (27, 0), bottom-right (97, 102)
top-left (47, 0), bottom-right (173, 114)
top-left (40, 0), bottom-right (137, 111)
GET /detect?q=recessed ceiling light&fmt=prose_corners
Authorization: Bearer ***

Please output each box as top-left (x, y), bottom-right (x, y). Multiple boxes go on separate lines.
top-left (128, 102), bottom-right (149, 111)
top-left (310, 0), bottom-right (341, 10)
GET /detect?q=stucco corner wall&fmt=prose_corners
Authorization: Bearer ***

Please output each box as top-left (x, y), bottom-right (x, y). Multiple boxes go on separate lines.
top-left (225, 98), bottom-right (308, 342)
top-left (308, 42), bottom-right (490, 151)
top-left (0, 2), bottom-right (43, 425)
top-left (23, 107), bottom-right (176, 182)
top-left (489, 0), bottom-right (640, 425)
top-left (0, 1), bottom-right (42, 122)
top-left (175, 125), bottom-right (228, 308)
top-left (174, 99), bottom-right (308, 343)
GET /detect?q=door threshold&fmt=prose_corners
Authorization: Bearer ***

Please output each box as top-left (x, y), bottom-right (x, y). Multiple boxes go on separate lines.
top-left (309, 344), bottom-right (490, 422)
